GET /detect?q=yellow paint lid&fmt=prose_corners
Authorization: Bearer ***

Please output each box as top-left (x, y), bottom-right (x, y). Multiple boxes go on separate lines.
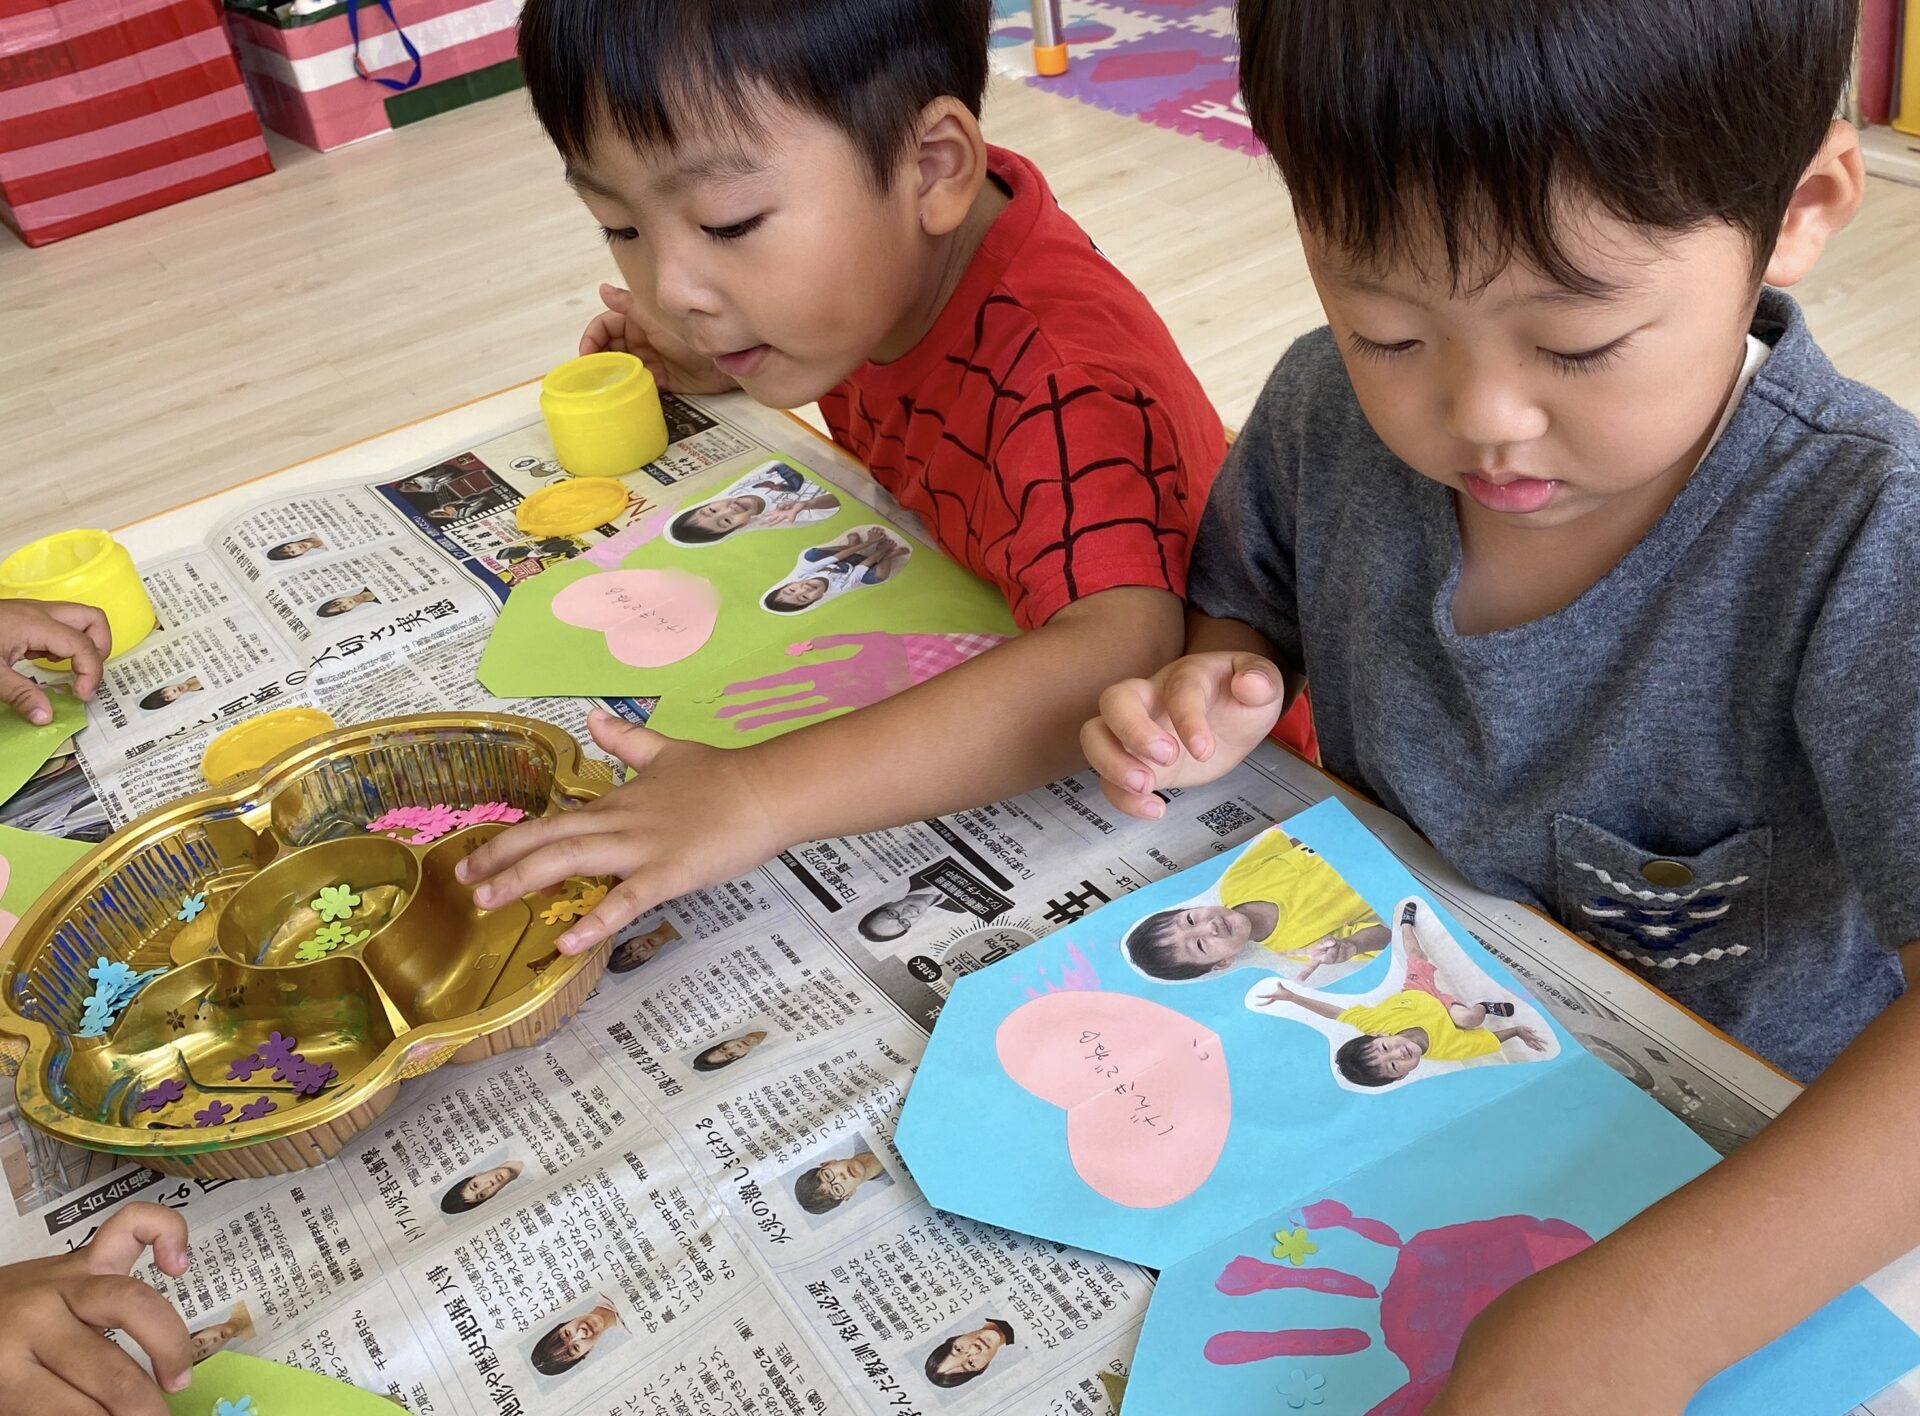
top-left (200, 707), bottom-right (337, 784)
top-left (516, 478), bottom-right (631, 537)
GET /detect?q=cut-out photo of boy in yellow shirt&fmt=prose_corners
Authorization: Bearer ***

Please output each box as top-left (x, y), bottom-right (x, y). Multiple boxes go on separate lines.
top-left (1250, 900), bottom-right (1556, 1092)
top-left (1120, 831), bottom-right (1390, 985)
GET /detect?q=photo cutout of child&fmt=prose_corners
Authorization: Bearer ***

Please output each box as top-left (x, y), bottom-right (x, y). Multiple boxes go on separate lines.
top-left (608, 917), bottom-right (682, 974)
top-left (910, 1308), bottom-right (1027, 1396)
top-left (762, 526), bottom-right (911, 615)
top-left (784, 1130), bottom-right (897, 1227)
top-left (1247, 898), bottom-right (1560, 1093)
top-left (439, 1150), bottom-right (528, 1217)
top-left (1120, 830), bottom-right (1390, 988)
top-left (665, 460), bottom-right (841, 545)
top-left (527, 1294), bottom-right (627, 1381)
top-left (189, 1301), bottom-right (255, 1364)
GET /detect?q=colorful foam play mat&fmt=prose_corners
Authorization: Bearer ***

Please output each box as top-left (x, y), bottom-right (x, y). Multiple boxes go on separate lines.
top-left (990, 0), bottom-right (1259, 156)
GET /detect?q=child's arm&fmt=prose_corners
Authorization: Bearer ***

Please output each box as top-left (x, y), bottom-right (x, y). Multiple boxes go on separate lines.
top-left (459, 586), bottom-right (1185, 949)
top-left (0, 1202), bottom-right (195, 1413)
top-left (1250, 979), bottom-right (1347, 1021)
top-left (758, 494), bottom-right (839, 525)
top-left (0, 598), bottom-right (110, 724)
top-left (1428, 950), bottom-right (1920, 1415)
top-left (1081, 611), bottom-right (1295, 819)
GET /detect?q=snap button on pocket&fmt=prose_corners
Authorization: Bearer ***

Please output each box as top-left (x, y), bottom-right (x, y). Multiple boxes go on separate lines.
top-left (1641, 859), bottom-right (1694, 889)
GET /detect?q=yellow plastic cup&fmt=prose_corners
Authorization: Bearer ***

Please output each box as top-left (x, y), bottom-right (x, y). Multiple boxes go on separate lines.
top-left (540, 352), bottom-right (671, 478)
top-left (201, 706), bottom-right (337, 784)
top-left (0, 529), bottom-right (156, 667)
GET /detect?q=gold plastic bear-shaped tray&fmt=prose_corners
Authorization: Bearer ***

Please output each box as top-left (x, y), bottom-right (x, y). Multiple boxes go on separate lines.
top-left (0, 713), bottom-right (616, 1178)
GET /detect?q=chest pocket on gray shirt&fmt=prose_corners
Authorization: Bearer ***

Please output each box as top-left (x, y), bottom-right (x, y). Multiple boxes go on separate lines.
top-left (1551, 815), bottom-right (1772, 987)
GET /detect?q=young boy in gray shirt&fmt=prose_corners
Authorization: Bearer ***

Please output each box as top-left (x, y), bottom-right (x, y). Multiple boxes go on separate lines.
top-left (1083, 0), bottom-right (1920, 1409)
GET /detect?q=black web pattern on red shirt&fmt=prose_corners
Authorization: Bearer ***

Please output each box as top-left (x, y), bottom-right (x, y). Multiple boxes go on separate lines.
top-left (823, 294), bottom-right (1190, 626)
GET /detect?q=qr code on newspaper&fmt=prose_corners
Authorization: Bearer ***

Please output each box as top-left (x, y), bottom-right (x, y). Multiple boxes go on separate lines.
top-left (1198, 799), bottom-right (1255, 838)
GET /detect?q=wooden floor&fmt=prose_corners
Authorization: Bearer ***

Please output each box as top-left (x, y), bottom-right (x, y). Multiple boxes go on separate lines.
top-left (4, 79), bottom-right (1919, 551)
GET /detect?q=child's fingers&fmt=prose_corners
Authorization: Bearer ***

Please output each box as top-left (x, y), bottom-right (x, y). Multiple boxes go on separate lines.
top-left (64, 1274), bottom-right (192, 1398)
top-left (459, 813), bottom-right (610, 903)
top-left (11, 1366), bottom-right (118, 1416)
top-left (85, 1204), bottom-right (189, 1278)
top-left (557, 870), bottom-right (670, 953)
top-left (1227, 655), bottom-right (1283, 707)
top-left (1163, 666), bottom-right (1226, 762)
top-left (598, 282), bottom-right (633, 313)
top-left (1096, 679), bottom-right (1178, 766)
top-left (1078, 717), bottom-right (1159, 799)
top-left (0, 662), bottom-right (54, 725)
top-left (585, 710), bottom-right (669, 772)
top-left (44, 1320), bottom-right (173, 1412)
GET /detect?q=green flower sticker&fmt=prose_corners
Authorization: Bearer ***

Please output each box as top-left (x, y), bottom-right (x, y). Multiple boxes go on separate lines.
top-left (311, 883), bottom-right (361, 922)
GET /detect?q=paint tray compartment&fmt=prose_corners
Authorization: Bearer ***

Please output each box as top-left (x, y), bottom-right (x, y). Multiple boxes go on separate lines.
top-left (0, 713), bottom-right (616, 1178)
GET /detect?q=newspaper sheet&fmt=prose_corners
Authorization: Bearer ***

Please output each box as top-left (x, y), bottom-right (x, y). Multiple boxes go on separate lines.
top-left (1, 395), bottom-right (1912, 1414)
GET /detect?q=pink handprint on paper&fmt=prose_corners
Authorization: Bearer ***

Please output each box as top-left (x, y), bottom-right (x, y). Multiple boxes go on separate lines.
top-left (714, 631), bottom-right (1011, 733)
top-left (0, 851), bottom-right (14, 946)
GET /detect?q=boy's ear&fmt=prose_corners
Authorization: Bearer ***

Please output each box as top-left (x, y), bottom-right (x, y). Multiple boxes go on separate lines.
top-left (912, 98), bottom-right (989, 237)
top-left (1765, 120), bottom-right (1865, 288)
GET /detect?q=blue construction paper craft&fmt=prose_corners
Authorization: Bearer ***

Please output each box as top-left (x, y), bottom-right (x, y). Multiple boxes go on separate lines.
top-left (895, 799), bottom-right (1920, 1413)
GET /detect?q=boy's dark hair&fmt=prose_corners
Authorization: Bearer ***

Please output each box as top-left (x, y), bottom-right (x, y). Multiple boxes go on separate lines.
top-left (923, 1319), bottom-right (1014, 1388)
top-left (1335, 1034), bottom-right (1396, 1088)
top-left (670, 508), bottom-right (728, 544)
top-left (138, 687), bottom-right (173, 711)
top-left (520, 0), bottom-right (991, 187)
top-left (1236, 0), bottom-right (1858, 292)
top-left (1121, 909), bottom-right (1214, 982)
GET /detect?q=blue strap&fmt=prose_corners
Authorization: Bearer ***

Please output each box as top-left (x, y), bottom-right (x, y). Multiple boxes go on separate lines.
top-left (348, 0), bottom-right (423, 92)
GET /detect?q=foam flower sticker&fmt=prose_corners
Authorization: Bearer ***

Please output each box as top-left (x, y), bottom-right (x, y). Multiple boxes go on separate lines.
top-left (574, 883), bottom-right (609, 913)
top-left (311, 884), bottom-right (361, 922)
top-left (226, 1051), bottom-right (268, 1082)
top-left (1271, 1227), bottom-right (1320, 1267)
top-left (88, 957), bottom-right (137, 997)
top-left (258, 1031), bottom-right (300, 1066)
top-left (215, 1397), bottom-right (256, 1416)
top-left (136, 1078), bottom-right (186, 1112)
top-left (1279, 1370), bottom-right (1327, 1410)
top-left (237, 1096), bottom-right (277, 1122)
top-left (287, 1060), bottom-right (338, 1096)
top-left (540, 899), bottom-right (581, 925)
top-left (177, 891), bottom-right (207, 923)
top-left (193, 1100), bottom-right (234, 1128)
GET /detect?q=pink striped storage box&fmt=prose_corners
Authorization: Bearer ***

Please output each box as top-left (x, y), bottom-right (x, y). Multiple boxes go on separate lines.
top-left (224, 0), bottom-right (522, 153)
top-left (0, 0), bottom-right (272, 247)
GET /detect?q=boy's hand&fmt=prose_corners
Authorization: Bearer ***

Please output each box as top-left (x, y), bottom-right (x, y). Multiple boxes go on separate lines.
top-left (1, 1201), bottom-right (194, 1414)
top-left (457, 710), bottom-right (782, 952)
top-left (0, 598), bottom-right (110, 725)
top-left (579, 284), bottom-right (741, 396)
top-left (1252, 980), bottom-right (1300, 1009)
top-left (1081, 652), bottom-right (1285, 818)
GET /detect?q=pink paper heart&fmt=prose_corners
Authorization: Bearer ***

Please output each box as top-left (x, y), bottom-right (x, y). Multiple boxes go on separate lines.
top-left (552, 568), bottom-right (721, 668)
top-left (995, 990), bottom-right (1230, 1208)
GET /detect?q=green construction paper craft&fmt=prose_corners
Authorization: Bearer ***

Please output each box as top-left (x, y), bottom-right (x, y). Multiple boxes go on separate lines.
top-left (0, 689), bottom-right (87, 806)
top-left (477, 459), bottom-right (1017, 748)
top-left (0, 821), bottom-right (91, 943)
top-left (164, 1352), bottom-right (400, 1415)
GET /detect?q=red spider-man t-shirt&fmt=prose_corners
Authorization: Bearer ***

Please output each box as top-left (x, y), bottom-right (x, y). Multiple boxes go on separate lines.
top-left (818, 147), bottom-right (1226, 632)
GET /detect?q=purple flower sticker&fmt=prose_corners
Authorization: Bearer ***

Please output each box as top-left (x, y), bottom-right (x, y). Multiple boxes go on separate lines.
top-left (136, 1078), bottom-right (186, 1113)
top-left (237, 1096), bottom-right (277, 1122)
top-left (193, 1100), bottom-right (234, 1128)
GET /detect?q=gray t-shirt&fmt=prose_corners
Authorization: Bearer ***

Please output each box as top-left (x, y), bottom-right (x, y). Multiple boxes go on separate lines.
top-left (1190, 289), bottom-right (1920, 1080)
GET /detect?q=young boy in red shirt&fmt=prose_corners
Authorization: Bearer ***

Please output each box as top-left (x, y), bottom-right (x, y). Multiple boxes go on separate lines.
top-left (459, 0), bottom-right (1226, 943)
